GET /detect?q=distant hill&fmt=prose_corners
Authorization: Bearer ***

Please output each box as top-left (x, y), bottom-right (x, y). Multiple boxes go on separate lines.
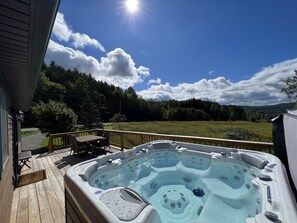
top-left (241, 103), bottom-right (295, 114)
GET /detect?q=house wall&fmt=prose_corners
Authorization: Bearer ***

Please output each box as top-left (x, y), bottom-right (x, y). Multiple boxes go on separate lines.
top-left (0, 80), bottom-right (14, 222)
top-left (0, 114), bottom-right (13, 222)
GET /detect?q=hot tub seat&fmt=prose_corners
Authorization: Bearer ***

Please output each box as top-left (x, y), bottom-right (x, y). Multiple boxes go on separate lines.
top-left (99, 187), bottom-right (149, 221)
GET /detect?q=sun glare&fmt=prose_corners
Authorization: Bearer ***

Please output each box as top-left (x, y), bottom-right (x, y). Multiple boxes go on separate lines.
top-left (125, 0), bottom-right (139, 13)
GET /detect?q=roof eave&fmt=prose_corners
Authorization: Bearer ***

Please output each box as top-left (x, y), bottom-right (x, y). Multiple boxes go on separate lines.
top-left (21, 0), bottom-right (60, 111)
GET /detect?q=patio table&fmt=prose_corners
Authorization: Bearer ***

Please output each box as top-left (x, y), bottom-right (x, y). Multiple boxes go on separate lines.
top-left (75, 135), bottom-right (106, 154)
top-left (76, 135), bottom-right (104, 143)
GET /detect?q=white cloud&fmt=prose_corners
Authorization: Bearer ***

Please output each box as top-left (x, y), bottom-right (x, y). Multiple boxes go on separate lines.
top-left (148, 78), bottom-right (162, 85)
top-left (138, 58), bottom-right (297, 105)
top-left (139, 77), bottom-right (231, 102)
top-left (99, 48), bottom-right (149, 86)
top-left (137, 66), bottom-right (150, 77)
top-left (52, 12), bottom-right (72, 42)
top-left (45, 40), bottom-right (149, 88)
top-left (208, 70), bottom-right (214, 75)
top-left (71, 32), bottom-right (105, 52)
top-left (52, 12), bottom-right (105, 52)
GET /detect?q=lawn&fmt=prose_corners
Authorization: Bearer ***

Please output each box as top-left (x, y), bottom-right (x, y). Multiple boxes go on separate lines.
top-left (21, 130), bottom-right (40, 138)
top-left (109, 121), bottom-right (272, 142)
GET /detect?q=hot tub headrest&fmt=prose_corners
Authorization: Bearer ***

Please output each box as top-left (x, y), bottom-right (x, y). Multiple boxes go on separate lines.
top-left (151, 142), bottom-right (172, 149)
top-left (79, 162), bottom-right (98, 181)
top-left (241, 153), bottom-right (268, 169)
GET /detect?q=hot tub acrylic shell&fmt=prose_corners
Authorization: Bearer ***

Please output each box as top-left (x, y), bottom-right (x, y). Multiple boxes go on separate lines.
top-left (64, 140), bottom-right (297, 223)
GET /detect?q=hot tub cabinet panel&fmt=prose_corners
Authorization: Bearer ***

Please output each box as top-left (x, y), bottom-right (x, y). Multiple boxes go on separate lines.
top-left (64, 141), bottom-right (297, 223)
top-left (65, 189), bottom-right (88, 223)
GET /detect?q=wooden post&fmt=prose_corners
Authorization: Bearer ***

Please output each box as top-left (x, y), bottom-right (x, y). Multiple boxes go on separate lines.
top-left (48, 135), bottom-right (53, 153)
top-left (120, 132), bottom-right (124, 151)
top-left (141, 135), bottom-right (144, 144)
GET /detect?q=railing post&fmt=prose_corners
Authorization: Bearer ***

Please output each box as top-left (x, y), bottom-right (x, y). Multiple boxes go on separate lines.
top-left (268, 145), bottom-right (272, 154)
top-left (120, 132), bottom-right (124, 151)
top-left (141, 135), bottom-right (144, 144)
top-left (48, 135), bottom-right (53, 153)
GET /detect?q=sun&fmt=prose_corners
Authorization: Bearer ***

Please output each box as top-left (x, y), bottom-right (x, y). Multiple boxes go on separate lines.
top-left (125, 0), bottom-right (139, 13)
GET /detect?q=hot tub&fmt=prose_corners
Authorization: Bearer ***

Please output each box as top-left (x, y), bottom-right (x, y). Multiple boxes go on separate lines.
top-left (64, 141), bottom-right (297, 223)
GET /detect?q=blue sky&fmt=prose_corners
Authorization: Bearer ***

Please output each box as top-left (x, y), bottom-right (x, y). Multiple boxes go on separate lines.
top-left (45, 0), bottom-right (297, 105)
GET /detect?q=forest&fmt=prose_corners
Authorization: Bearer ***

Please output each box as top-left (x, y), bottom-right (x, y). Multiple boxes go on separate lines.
top-left (23, 62), bottom-right (273, 128)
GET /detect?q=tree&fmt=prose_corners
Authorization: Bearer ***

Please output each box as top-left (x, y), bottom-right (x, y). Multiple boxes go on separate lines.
top-left (110, 113), bottom-right (127, 122)
top-left (281, 70), bottom-right (297, 100)
top-left (110, 113), bottom-right (127, 130)
top-left (34, 72), bottom-right (66, 103)
top-left (80, 95), bottom-right (102, 129)
top-left (32, 101), bottom-right (77, 134)
top-left (25, 62), bottom-right (252, 126)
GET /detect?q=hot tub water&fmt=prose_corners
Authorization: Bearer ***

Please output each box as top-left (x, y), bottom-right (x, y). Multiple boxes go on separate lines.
top-left (89, 150), bottom-right (262, 223)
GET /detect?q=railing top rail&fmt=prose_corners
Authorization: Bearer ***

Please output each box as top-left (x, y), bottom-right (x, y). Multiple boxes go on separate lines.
top-left (49, 129), bottom-right (99, 137)
top-left (105, 129), bottom-right (273, 147)
top-left (49, 128), bottom-right (272, 147)
top-left (48, 128), bottom-right (273, 153)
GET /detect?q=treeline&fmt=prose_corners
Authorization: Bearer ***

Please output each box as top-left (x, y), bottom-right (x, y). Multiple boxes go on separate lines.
top-left (241, 103), bottom-right (295, 122)
top-left (24, 62), bottom-right (254, 127)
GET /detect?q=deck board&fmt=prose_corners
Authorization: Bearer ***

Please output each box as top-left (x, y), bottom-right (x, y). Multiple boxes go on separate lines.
top-left (17, 183), bottom-right (29, 223)
top-left (34, 157), bottom-right (54, 223)
top-left (41, 156), bottom-right (65, 215)
top-left (45, 155), bottom-right (64, 190)
top-left (10, 187), bottom-right (20, 223)
top-left (28, 183), bottom-right (40, 223)
top-left (35, 156), bottom-right (64, 223)
top-left (10, 147), bottom-right (119, 223)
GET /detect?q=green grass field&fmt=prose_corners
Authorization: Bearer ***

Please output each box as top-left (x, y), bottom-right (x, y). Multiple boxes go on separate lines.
top-left (21, 130), bottom-right (40, 138)
top-left (109, 121), bottom-right (272, 142)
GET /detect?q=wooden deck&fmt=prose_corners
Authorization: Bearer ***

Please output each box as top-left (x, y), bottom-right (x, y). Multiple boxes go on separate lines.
top-left (10, 147), bottom-right (119, 223)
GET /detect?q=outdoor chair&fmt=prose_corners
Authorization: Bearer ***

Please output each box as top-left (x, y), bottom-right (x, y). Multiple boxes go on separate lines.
top-left (96, 131), bottom-right (110, 151)
top-left (97, 129), bottom-right (104, 137)
top-left (18, 150), bottom-right (32, 172)
top-left (69, 135), bottom-right (89, 155)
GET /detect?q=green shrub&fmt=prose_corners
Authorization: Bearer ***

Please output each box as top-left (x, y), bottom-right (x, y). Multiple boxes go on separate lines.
top-left (223, 128), bottom-right (258, 141)
top-left (32, 101), bottom-right (77, 134)
top-left (110, 113), bottom-right (127, 122)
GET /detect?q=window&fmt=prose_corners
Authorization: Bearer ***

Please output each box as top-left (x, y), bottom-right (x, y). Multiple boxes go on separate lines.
top-left (0, 88), bottom-right (8, 174)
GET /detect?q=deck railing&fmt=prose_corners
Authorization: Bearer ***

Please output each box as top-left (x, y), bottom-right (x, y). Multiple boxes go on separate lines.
top-left (48, 129), bottom-right (274, 153)
top-left (48, 129), bottom-right (99, 152)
